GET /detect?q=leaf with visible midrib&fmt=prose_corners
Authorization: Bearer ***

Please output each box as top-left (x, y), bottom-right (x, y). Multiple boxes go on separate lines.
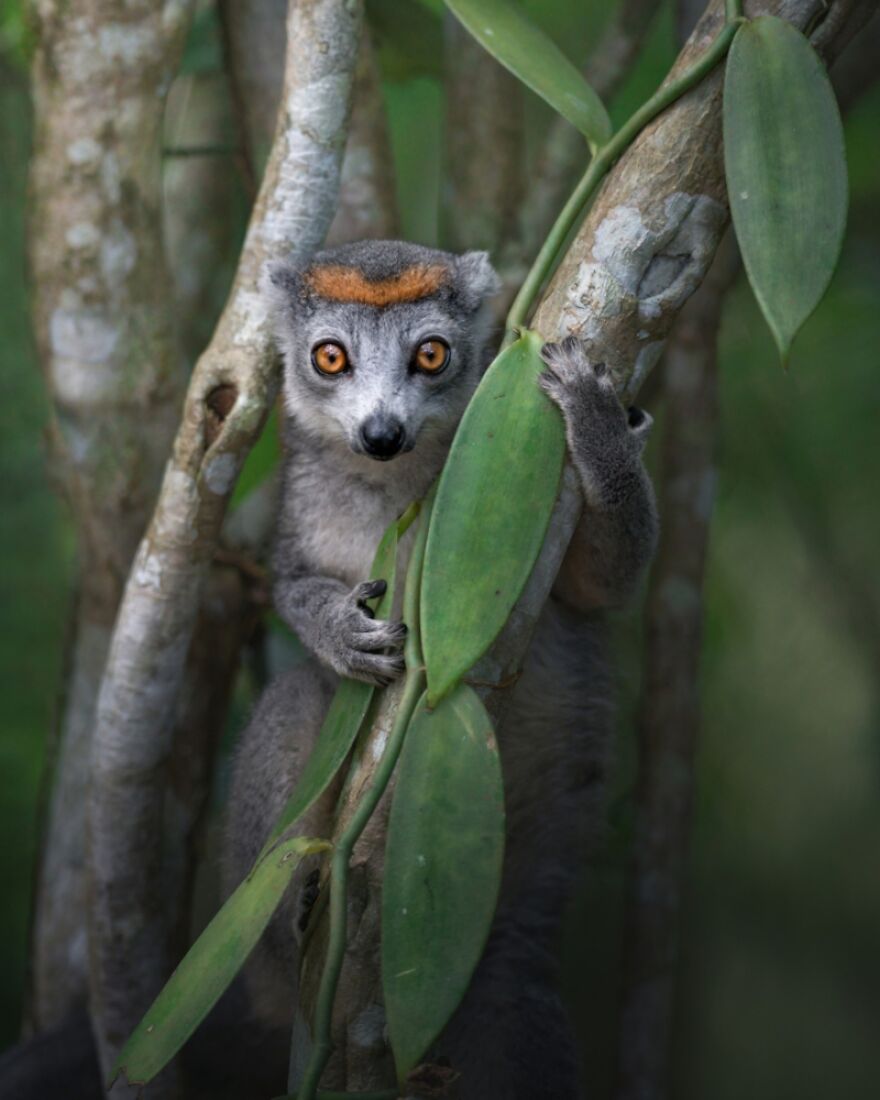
top-left (445, 0), bottom-right (611, 148)
top-left (724, 16), bottom-right (848, 364)
top-left (421, 330), bottom-right (565, 706)
top-left (382, 685), bottom-right (505, 1081)
top-left (114, 835), bottom-right (330, 1088)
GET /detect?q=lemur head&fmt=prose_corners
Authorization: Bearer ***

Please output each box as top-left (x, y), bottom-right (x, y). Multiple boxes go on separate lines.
top-left (266, 240), bottom-right (500, 462)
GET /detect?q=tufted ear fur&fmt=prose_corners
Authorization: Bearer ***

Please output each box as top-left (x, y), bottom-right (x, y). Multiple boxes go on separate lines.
top-left (454, 250), bottom-right (502, 312)
top-left (261, 260), bottom-right (305, 326)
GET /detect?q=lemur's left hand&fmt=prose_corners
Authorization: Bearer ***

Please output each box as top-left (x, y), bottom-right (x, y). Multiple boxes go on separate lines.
top-left (538, 336), bottom-right (652, 508)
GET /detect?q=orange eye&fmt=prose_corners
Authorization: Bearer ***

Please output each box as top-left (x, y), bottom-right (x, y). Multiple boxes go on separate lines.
top-left (312, 341), bottom-right (349, 375)
top-left (413, 338), bottom-right (450, 374)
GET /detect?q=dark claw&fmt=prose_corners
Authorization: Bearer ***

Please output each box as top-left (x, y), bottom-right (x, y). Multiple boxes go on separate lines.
top-left (593, 361), bottom-right (607, 377)
top-left (362, 579), bottom-right (386, 599)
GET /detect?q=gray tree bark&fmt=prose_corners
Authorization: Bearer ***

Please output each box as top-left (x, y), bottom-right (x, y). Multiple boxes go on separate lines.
top-left (27, 0), bottom-right (194, 1034)
top-left (87, 0), bottom-right (365, 1086)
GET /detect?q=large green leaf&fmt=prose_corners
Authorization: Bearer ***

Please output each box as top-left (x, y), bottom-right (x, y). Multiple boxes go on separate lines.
top-left (724, 16), bottom-right (847, 364)
top-left (444, 0), bottom-right (611, 148)
top-left (421, 330), bottom-right (565, 705)
top-left (382, 686), bottom-right (505, 1080)
top-left (114, 835), bottom-right (330, 1088)
top-left (262, 502), bottom-right (419, 852)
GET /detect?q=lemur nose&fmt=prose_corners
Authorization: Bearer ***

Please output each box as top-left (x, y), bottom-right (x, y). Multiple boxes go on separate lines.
top-left (360, 415), bottom-right (404, 459)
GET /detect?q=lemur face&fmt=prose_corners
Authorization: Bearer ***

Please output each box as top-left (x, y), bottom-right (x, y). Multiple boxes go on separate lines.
top-left (266, 241), bottom-right (500, 462)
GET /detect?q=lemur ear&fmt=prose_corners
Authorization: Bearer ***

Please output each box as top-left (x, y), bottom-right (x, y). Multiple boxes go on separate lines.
top-left (454, 250), bottom-right (501, 312)
top-left (261, 260), bottom-right (303, 318)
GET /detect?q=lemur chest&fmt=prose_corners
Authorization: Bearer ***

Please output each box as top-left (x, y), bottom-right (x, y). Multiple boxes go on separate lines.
top-left (297, 489), bottom-right (393, 587)
top-left (291, 453), bottom-right (430, 590)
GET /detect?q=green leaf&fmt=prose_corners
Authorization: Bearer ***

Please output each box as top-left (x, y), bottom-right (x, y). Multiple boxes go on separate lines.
top-left (114, 835), bottom-right (330, 1088)
top-left (231, 406), bottom-right (280, 507)
top-left (724, 15), bottom-right (847, 364)
top-left (382, 685), bottom-right (505, 1080)
top-left (367, 0), bottom-right (444, 81)
top-left (444, 0), bottom-right (611, 148)
top-left (263, 502), bottom-right (420, 851)
top-left (421, 330), bottom-right (565, 705)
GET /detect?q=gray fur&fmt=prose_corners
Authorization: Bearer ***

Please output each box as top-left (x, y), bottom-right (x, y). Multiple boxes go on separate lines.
top-left (224, 242), bottom-right (658, 1098)
top-left (266, 241), bottom-right (499, 684)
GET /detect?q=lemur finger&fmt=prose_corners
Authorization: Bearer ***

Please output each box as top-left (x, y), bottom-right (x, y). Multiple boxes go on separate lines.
top-left (539, 335), bottom-right (587, 369)
top-left (353, 579), bottom-right (387, 604)
top-left (351, 619), bottom-right (408, 650)
top-left (347, 649), bottom-right (406, 686)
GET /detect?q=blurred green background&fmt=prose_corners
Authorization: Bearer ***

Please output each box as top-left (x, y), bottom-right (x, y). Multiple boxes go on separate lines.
top-left (1, 1), bottom-right (878, 1096)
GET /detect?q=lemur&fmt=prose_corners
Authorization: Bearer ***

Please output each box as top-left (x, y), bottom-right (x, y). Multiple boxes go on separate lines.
top-left (224, 240), bottom-right (657, 1099)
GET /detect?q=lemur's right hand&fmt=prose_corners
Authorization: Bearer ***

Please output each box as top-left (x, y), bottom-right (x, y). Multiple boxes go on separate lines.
top-left (317, 579), bottom-right (407, 686)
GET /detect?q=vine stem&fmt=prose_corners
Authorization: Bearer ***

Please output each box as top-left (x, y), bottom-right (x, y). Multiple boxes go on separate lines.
top-left (505, 3), bottom-right (746, 340)
top-left (296, 496), bottom-right (433, 1100)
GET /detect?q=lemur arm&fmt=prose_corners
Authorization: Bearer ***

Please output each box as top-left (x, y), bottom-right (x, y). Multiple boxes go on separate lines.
top-left (272, 534), bottom-right (406, 687)
top-left (539, 338), bottom-right (658, 613)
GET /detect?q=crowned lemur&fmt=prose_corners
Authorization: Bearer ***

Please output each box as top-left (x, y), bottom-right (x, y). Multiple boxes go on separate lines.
top-left (224, 240), bottom-right (657, 1099)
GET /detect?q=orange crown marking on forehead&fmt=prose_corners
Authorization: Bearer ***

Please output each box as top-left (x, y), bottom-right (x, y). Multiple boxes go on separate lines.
top-left (306, 263), bottom-right (449, 307)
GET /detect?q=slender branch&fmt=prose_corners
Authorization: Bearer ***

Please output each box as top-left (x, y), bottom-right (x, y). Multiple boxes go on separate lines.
top-left (87, 0), bottom-right (365, 1086)
top-left (221, 1), bottom-right (396, 240)
top-left (325, 29), bottom-right (399, 245)
top-left (218, 0), bottom-right (287, 186)
top-left (614, 237), bottom-right (738, 1100)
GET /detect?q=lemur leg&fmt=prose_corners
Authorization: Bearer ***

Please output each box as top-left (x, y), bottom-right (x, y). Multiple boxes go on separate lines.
top-left (539, 337), bottom-right (658, 611)
top-left (273, 573), bottom-right (407, 686)
top-left (223, 659), bottom-right (337, 1028)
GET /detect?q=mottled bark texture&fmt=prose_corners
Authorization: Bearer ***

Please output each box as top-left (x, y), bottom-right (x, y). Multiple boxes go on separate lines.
top-left (292, 0), bottom-right (871, 1091)
top-left (27, 0), bottom-right (193, 1034)
top-left (87, 0), bottom-right (364, 1084)
top-left (222, 0), bottom-right (396, 240)
top-left (325, 32), bottom-right (399, 245)
top-left (500, 0), bottom-right (664, 288)
top-left (614, 239), bottom-right (737, 1100)
top-left (219, 0), bottom-right (286, 184)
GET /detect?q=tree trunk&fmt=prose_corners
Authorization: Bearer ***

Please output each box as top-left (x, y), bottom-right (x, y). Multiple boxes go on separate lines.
top-left (27, 0), bottom-right (193, 1033)
top-left (87, 0), bottom-right (365, 1086)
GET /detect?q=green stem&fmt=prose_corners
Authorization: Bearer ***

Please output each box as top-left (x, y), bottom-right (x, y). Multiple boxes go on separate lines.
top-left (296, 498), bottom-right (433, 1100)
top-left (505, 10), bottom-right (746, 340)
